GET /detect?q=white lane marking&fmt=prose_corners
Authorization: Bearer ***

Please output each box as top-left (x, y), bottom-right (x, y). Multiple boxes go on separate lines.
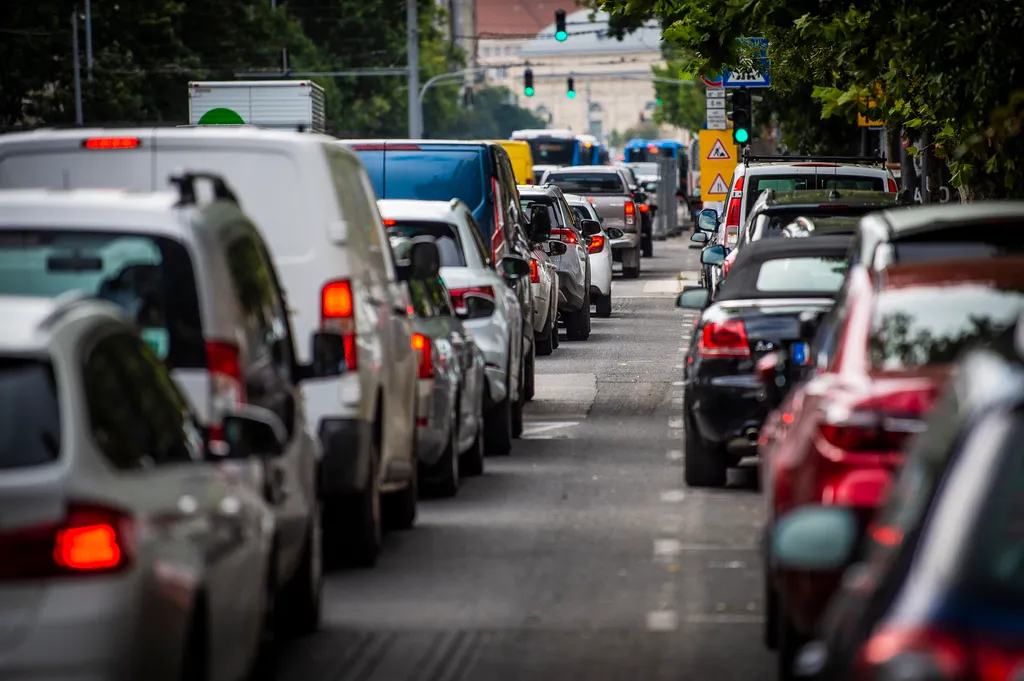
top-left (643, 279), bottom-right (686, 293)
top-left (521, 421), bottom-right (579, 438)
top-left (646, 610), bottom-right (679, 632)
top-left (673, 381), bottom-right (684, 386)
top-left (661, 489), bottom-right (686, 503)
top-left (684, 614), bottom-right (765, 625)
top-left (709, 560), bottom-right (748, 569)
top-left (675, 364), bottom-right (683, 369)
top-left (667, 449), bottom-right (683, 461)
top-left (654, 539), bottom-right (683, 558)
top-left (668, 418), bottom-right (684, 429)
top-left (672, 397), bottom-right (684, 407)
top-left (532, 373), bottom-right (597, 406)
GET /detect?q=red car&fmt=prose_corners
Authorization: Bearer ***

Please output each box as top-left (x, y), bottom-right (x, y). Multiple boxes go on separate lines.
top-left (759, 256), bottom-right (1024, 678)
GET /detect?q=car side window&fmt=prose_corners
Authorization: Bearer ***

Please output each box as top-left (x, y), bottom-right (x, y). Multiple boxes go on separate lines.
top-left (493, 148), bottom-right (521, 227)
top-left (435, 281), bottom-right (454, 316)
top-left (463, 211), bottom-right (492, 268)
top-left (82, 335), bottom-right (148, 470)
top-left (327, 147), bottom-right (395, 280)
top-left (407, 278), bottom-right (438, 318)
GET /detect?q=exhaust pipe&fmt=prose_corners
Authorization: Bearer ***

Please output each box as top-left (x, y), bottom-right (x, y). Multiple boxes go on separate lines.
top-left (726, 427), bottom-right (762, 455)
top-left (746, 427), bottom-right (759, 446)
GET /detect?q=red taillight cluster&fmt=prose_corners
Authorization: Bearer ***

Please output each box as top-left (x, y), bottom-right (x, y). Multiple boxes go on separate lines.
top-left (624, 200), bottom-right (636, 227)
top-left (887, 178), bottom-right (898, 193)
top-left (553, 228), bottom-right (577, 245)
top-left (855, 625), bottom-right (1024, 681)
top-left (411, 333), bottom-right (434, 379)
top-left (587, 234), bottom-right (605, 254)
top-left (698, 320), bottom-right (750, 358)
top-left (322, 279), bottom-right (357, 372)
top-left (0, 504), bottom-right (134, 579)
top-left (491, 178), bottom-right (504, 263)
top-left (205, 340), bottom-right (245, 441)
top-left (817, 392), bottom-right (931, 452)
top-left (530, 259), bottom-right (540, 283)
top-left (724, 177), bottom-right (743, 246)
top-left (449, 286), bottom-right (495, 316)
top-left (638, 204), bottom-right (649, 213)
top-left (82, 137), bottom-right (139, 150)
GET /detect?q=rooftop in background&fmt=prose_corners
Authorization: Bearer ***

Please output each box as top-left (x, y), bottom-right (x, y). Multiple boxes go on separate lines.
top-left (516, 8), bottom-right (662, 57)
top-left (477, 0), bottom-right (560, 37)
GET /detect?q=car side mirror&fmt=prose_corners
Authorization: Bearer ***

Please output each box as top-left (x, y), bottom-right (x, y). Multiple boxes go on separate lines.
top-left (701, 244), bottom-right (728, 266)
top-left (499, 254), bottom-right (531, 280)
top-left (580, 219), bottom-right (601, 237)
top-left (697, 208), bottom-right (719, 232)
top-left (772, 506), bottom-right (859, 571)
top-left (221, 405), bottom-right (288, 458)
top-left (690, 231), bottom-right (709, 244)
top-left (529, 206), bottom-right (553, 242)
top-left (675, 286), bottom-right (710, 310)
top-left (605, 227), bottom-right (624, 239)
top-left (548, 241), bottom-right (568, 256)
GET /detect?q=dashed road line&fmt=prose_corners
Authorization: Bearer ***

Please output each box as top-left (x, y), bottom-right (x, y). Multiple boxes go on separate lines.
top-left (646, 610), bottom-right (679, 632)
top-left (660, 489), bottom-right (686, 503)
top-left (667, 449), bottom-right (683, 461)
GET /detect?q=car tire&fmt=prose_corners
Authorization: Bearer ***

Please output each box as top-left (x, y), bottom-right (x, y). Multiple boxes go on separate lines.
top-left (777, 597), bottom-right (805, 681)
top-left (642, 234), bottom-right (653, 258)
top-left (277, 502), bottom-right (323, 637)
top-left (566, 291), bottom-right (591, 341)
top-left (551, 321), bottom-right (560, 349)
top-left (459, 407), bottom-right (486, 476)
top-left (764, 579), bottom-right (779, 649)
top-left (511, 359), bottom-right (524, 439)
top-left (383, 461), bottom-right (417, 531)
top-left (595, 292), bottom-right (612, 318)
top-left (684, 412), bottom-right (727, 488)
top-left (424, 423), bottom-right (459, 498)
top-left (332, 442), bottom-right (381, 569)
top-left (180, 608), bottom-right (207, 681)
top-left (485, 390), bottom-right (513, 456)
top-left (535, 330), bottom-right (553, 356)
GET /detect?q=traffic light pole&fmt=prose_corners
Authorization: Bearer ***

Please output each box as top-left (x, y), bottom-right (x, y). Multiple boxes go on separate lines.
top-left (407, 0), bottom-right (420, 138)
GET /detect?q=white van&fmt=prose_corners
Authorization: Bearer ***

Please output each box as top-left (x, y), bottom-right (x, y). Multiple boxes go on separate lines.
top-left (0, 127), bottom-right (420, 567)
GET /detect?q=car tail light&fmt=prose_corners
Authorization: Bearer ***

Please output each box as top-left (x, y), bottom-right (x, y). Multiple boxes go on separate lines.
top-left (530, 259), bottom-right (540, 283)
top-left (588, 234), bottom-right (605, 254)
top-left (887, 178), bottom-right (898, 192)
top-left (490, 177), bottom-right (504, 263)
top-left (82, 137), bottom-right (139, 150)
top-left (411, 333), bottom-right (434, 379)
top-left (722, 250), bottom-right (737, 277)
top-left (526, 178), bottom-right (534, 184)
top-left (449, 286), bottom-right (495, 316)
top-left (0, 503), bottom-right (134, 579)
top-left (624, 200), bottom-right (636, 227)
top-left (321, 280), bottom-right (357, 372)
top-left (638, 204), bottom-right (649, 213)
top-left (205, 341), bottom-right (245, 441)
top-left (859, 624), bottom-right (1024, 681)
top-left (818, 391), bottom-right (931, 453)
top-left (698, 320), bottom-right (750, 358)
top-left (553, 228), bottom-right (577, 244)
top-left (724, 176), bottom-right (743, 247)
top-left (382, 218), bottom-right (396, 226)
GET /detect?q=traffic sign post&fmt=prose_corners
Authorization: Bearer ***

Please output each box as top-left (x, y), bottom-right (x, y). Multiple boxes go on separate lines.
top-left (699, 129), bottom-right (738, 203)
top-left (705, 87), bottom-right (727, 129)
top-left (705, 37), bottom-right (771, 89)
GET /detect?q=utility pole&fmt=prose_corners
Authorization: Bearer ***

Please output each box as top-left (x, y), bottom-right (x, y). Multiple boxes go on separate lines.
top-left (407, 0), bottom-right (421, 138)
top-left (84, 0), bottom-right (93, 82)
top-left (72, 9), bottom-right (83, 125)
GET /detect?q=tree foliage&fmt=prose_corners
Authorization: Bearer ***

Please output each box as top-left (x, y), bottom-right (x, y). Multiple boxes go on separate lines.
top-left (587, 0), bottom-right (1024, 199)
top-left (431, 87), bottom-right (547, 139)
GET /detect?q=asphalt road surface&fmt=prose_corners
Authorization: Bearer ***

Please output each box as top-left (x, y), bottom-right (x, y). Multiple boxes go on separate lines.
top-left (277, 234), bottom-right (774, 681)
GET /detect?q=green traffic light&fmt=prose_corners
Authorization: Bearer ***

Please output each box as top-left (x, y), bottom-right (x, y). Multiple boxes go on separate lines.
top-left (735, 127), bottom-right (750, 144)
top-left (555, 30), bottom-right (567, 41)
top-left (656, 98), bottom-right (663, 106)
top-left (567, 90), bottom-right (576, 99)
top-left (525, 87), bottom-right (534, 97)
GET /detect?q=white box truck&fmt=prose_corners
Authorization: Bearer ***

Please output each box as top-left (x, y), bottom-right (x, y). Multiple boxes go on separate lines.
top-left (188, 80), bottom-right (326, 133)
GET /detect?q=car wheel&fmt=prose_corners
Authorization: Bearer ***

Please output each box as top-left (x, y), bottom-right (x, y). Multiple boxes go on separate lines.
top-left (331, 440), bottom-right (381, 568)
top-left (596, 293), bottom-right (612, 318)
top-left (459, 404), bottom-right (486, 476)
top-left (383, 452), bottom-right (418, 530)
top-left (485, 390), bottom-right (513, 456)
top-left (180, 609), bottom-right (208, 681)
top-left (764, 578), bottom-right (779, 649)
top-left (423, 423), bottom-right (459, 498)
top-left (777, 597), bottom-right (806, 681)
top-left (642, 235), bottom-right (653, 258)
top-left (535, 330), bottom-right (553, 356)
top-left (277, 501), bottom-right (323, 637)
top-left (551, 320), bottom-right (560, 349)
top-left (524, 349), bottom-right (535, 401)
top-left (511, 354), bottom-right (524, 438)
top-left (684, 411), bottom-right (727, 488)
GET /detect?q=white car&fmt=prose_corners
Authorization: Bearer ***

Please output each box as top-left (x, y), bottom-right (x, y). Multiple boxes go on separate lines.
top-left (377, 199), bottom-right (528, 457)
top-left (0, 127), bottom-right (421, 568)
top-left (0, 294), bottom-right (278, 681)
top-left (563, 193), bottom-right (619, 318)
top-left (718, 154), bottom-right (899, 248)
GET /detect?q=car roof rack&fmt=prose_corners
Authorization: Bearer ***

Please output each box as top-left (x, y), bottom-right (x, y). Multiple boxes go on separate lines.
top-left (742, 149), bottom-right (887, 166)
top-left (168, 171), bottom-right (239, 206)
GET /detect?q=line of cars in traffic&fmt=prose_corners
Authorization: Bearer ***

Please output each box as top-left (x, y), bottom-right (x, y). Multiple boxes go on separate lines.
top-left (675, 153), bottom-right (1024, 680)
top-left (0, 126), bottom-right (651, 680)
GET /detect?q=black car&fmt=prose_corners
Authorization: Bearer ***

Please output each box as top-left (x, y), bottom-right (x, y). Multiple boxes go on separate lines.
top-left (676, 235), bottom-right (852, 487)
top-left (771, 320), bottom-right (1024, 680)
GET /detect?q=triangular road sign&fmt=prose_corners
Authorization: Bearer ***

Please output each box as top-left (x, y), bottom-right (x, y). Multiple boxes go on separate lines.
top-left (709, 174), bottom-right (730, 194)
top-left (707, 138), bottom-right (732, 160)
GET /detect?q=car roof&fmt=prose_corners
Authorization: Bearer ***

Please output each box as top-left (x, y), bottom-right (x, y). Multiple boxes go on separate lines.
top-left (518, 185), bottom-right (559, 196)
top-left (377, 199), bottom-right (461, 220)
top-left (546, 165), bottom-right (620, 173)
top-left (342, 138), bottom-right (493, 149)
top-left (766, 189), bottom-right (900, 208)
top-left (0, 125), bottom-right (341, 150)
top-left (873, 201), bottom-right (1024, 236)
top-left (0, 189), bottom-right (187, 237)
top-left (714, 235), bottom-right (853, 302)
top-left (560, 193), bottom-right (590, 204)
top-left (879, 256), bottom-right (1024, 291)
top-left (0, 294), bottom-right (123, 354)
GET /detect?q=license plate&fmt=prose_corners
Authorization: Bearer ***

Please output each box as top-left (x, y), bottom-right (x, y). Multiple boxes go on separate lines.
top-left (792, 341), bottom-right (810, 366)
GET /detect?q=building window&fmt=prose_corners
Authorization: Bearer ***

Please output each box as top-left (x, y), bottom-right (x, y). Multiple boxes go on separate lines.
top-left (505, 46), bottom-right (513, 55)
top-left (483, 47), bottom-right (491, 57)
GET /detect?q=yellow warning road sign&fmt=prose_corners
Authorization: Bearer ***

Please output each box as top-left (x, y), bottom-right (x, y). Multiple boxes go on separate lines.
top-left (699, 130), bottom-right (738, 202)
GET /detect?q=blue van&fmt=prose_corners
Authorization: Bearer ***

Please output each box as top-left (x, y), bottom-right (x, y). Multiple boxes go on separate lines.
top-left (342, 140), bottom-right (526, 265)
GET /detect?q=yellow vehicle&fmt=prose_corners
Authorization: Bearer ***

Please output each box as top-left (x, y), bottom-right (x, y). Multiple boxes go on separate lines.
top-left (495, 140), bottom-right (536, 185)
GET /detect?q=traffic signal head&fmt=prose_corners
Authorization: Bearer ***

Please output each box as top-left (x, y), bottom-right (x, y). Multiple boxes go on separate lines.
top-left (524, 69), bottom-right (534, 97)
top-left (566, 77), bottom-right (575, 99)
top-left (728, 87), bottom-right (752, 145)
top-left (555, 9), bottom-right (567, 41)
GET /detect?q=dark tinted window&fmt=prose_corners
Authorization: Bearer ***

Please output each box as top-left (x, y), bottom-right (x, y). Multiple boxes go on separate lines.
top-left (762, 209), bottom-right (882, 238)
top-left (0, 358), bottom-right (60, 469)
top-left (525, 138), bottom-right (576, 165)
top-left (83, 335), bottom-right (150, 469)
top-left (749, 174), bottom-right (883, 195)
top-left (0, 231), bottom-right (205, 369)
top-left (381, 150), bottom-right (485, 210)
top-left (545, 172), bottom-right (626, 195)
top-left (869, 285), bottom-right (1024, 370)
top-left (519, 198), bottom-right (562, 230)
top-left (386, 221), bottom-right (465, 266)
top-left (755, 257), bottom-right (848, 292)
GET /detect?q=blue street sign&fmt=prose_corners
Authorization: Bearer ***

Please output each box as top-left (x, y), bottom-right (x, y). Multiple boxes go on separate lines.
top-left (711, 37), bottom-right (771, 89)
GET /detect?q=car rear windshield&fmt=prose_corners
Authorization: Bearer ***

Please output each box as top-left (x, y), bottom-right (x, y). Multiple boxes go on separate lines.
top-left (892, 222), bottom-right (1024, 261)
top-left (755, 256), bottom-right (849, 293)
top-left (869, 285), bottom-right (1024, 370)
top-left (0, 231), bottom-right (205, 369)
top-left (748, 174), bottom-right (885, 216)
top-left (380, 150), bottom-right (485, 211)
top-left (762, 209), bottom-right (875, 238)
top-left (384, 220), bottom-right (466, 266)
top-left (545, 172), bottom-right (626, 195)
top-left (525, 138), bottom-right (576, 166)
top-left (0, 358), bottom-right (61, 469)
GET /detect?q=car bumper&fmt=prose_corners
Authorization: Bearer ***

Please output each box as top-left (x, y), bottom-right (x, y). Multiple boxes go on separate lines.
top-left (415, 377), bottom-right (454, 466)
top-left (464, 318), bottom-right (508, 404)
top-left (556, 271), bottom-right (585, 310)
top-left (318, 417), bottom-right (371, 496)
top-left (610, 233), bottom-right (640, 251)
top-left (688, 374), bottom-right (770, 456)
top-left (588, 248), bottom-right (613, 296)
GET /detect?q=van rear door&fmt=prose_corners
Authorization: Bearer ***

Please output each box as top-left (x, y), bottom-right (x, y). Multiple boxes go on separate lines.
top-left (0, 130), bottom-right (156, 190)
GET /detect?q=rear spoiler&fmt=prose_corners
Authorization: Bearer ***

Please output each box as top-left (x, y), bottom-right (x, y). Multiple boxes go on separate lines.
top-left (742, 149), bottom-right (887, 166)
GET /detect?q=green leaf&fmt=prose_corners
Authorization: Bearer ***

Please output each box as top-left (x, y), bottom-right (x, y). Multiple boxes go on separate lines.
top-left (905, 118), bottom-right (923, 128)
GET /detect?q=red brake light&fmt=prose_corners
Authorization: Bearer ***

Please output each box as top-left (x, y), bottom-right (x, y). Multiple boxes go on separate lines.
top-left (83, 137), bottom-right (139, 150)
top-left (0, 503), bottom-right (134, 579)
top-left (321, 280), bottom-right (357, 371)
top-left (530, 259), bottom-right (540, 283)
top-left (382, 218), bottom-right (396, 227)
top-left (639, 203), bottom-right (649, 213)
top-left (587, 234), bottom-right (605, 254)
top-left (526, 178), bottom-right (534, 184)
top-left (887, 178), bottom-right (898, 192)
top-left (698, 320), bottom-right (750, 357)
top-left (348, 143), bottom-right (384, 151)
top-left (449, 286), bottom-right (495, 316)
top-left (817, 391), bottom-right (931, 453)
top-left (624, 201), bottom-right (635, 215)
top-left (624, 200), bottom-right (636, 226)
top-left (553, 228), bottom-right (577, 244)
top-left (411, 332), bottom-right (434, 378)
top-left (859, 626), bottom-right (969, 679)
top-left (205, 342), bottom-right (245, 439)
